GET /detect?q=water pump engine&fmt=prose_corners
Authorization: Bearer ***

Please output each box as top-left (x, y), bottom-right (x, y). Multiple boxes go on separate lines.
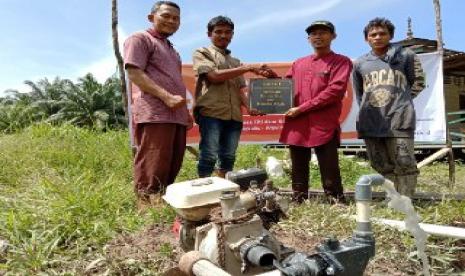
top-left (163, 171), bottom-right (384, 276)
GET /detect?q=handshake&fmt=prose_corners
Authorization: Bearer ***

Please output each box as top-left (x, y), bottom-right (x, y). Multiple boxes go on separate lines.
top-left (244, 64), bottom-right (279, 78)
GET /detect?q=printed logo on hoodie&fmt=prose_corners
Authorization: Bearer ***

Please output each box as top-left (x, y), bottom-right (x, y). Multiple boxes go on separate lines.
top-left (363, 68), bottom-right (408, 107)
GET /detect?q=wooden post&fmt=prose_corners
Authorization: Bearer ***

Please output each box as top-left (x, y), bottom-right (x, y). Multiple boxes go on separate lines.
top-left (186, 146), bottom-right (200, 160)
top-left (111, 0), bottom-right (129, 120)
top-left (433, 0), bottom-right (455, 186)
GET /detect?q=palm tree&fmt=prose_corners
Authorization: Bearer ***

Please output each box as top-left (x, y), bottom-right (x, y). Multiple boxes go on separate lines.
top-left (21, 77), bottom-right (68, 120)
top-left (49, 74), bottom-right (126, 130)
top-left (0, 74), bottom-right (126, 132)
top-left (0, 91), bottom-right (36, 133)
top-left (1, 89), bottom-right (34, 106)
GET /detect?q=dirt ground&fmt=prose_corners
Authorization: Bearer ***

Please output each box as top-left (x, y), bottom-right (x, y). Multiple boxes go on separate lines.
top-left (101, 174), bottom-right (465, 275)
top-left (104, 224), bottom-right (182, 274)
top-left (103, 223), bottom-right (327, 275)
top-left (101, 221), bottom-right (464, 275)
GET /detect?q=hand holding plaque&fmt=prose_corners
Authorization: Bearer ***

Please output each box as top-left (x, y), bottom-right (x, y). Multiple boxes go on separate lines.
top-left (244, 64), bottom-right (277, 78)
top-left (284, 107), bottom-right (301, 118)
top-left (254, 64), bottom-right (279, 78)
top-left (249, 79), bottom-right (294, 114)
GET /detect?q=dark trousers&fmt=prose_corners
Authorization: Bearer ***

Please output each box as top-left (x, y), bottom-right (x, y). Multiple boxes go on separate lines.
top-left (364, 137), bottom-right (419, 197)
top-left (289, 134), bottom-right (343, 202)
top-left (133, 123), bottom-right (186, 199)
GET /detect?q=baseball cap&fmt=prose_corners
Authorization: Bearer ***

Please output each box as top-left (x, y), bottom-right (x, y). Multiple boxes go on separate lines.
top-left (305, 20), bottom-right (335, 34)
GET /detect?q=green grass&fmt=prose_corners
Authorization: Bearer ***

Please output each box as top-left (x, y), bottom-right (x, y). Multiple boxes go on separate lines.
top-left (0, 124), bottom-right (464, 274)
top-left (0, 124), bottom-right (152, 274)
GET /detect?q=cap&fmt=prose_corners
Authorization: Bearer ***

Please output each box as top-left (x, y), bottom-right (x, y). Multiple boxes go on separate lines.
top-left (305, 20), bottom-right (335, 34)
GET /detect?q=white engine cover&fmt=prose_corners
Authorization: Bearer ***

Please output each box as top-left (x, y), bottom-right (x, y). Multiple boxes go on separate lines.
top-left (163, 177), bottom-right (240, 221)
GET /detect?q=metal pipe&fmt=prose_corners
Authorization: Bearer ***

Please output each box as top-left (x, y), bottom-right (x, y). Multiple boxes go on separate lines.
top-left (220, 190), bottom-right (240, 220)
top-left (239, 191), bottom-right (257, 210)
top-left (272, 252), bottom-right (326, 275)
top-left (245, 245), bottom-right (276, 268)
top-left (239, 238), bottom-right (277, 270)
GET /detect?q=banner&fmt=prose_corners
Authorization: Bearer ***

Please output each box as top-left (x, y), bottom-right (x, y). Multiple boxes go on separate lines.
top-left (340, 52), bottom-right (446, 143)
top-left (183, 63), bottom-right (355, 144)
top-left (128, 52), bottom-right (446, 146)
top-left (414, 52), bottom-right (446, 142)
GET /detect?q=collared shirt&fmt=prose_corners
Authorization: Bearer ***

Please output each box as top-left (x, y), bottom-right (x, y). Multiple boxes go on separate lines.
top-left (279, 52), bottom-right (353, 147)
top-left (192, 45), bottom-right (246, 122)
top-left (123, 28), bottom-right (188, 126)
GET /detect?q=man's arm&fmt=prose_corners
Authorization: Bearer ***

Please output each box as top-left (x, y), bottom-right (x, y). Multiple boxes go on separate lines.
top-left (352, 63), bottom-right (364, 106)
top-left (206, 65), bottom-right (256, 84)
top-left (289, 57), bottom-right (353, 117)
top-left (206, 64), bottom-right (276, 84)
top-left (192, 49), bottom-right (251, 84)
top-left (407, 52), bottom-right (426, 98)
top-left (192, 49), bottom-right (276, 83)
top-left (124, 34), bottom-right (186, 109)
top-left (126, 66), bottom-right (186, 109)
top-left (238, 86), bottom-right (250, 110)
top-left (236, 86), bottom-right (263, 116)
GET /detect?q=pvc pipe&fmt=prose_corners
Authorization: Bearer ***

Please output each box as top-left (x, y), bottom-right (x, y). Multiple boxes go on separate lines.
top-left (355, 174), bottom-right (385, 201)
top-left (371, 217), bottom-right (465, 240)
top-left (192, 260), bottom-right (231, 276)
top-left (179, 251), bottom-right (231, 276)
top-left (417, 147), bottom-right (451, 169)
top-left (354, 174), bottom-right (385, 236)
top-left (356, 201), bottom-right (371, 223)
top-left (255, 270), bottom-right (283, 275)
top-left (185, 255), bottom-right (283, 276)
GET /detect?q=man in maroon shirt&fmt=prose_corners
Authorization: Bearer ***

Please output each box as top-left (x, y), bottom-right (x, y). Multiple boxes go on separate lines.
top-left (123, 1), bottom-right (192, 208)
top-left (279, 20), bottom-right (353, 203)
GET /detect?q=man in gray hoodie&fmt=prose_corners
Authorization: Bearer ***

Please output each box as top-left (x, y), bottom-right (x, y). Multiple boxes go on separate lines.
top-left (352, 17), bottom-right (425, 196)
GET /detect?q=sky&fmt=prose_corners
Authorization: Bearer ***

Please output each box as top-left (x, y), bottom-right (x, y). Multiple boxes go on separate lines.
top-left (0, 0), bottom-right (464, 96)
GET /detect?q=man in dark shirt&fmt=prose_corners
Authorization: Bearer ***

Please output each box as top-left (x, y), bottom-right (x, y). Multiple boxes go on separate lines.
top-left (352, 17), bottom-right (425, 197)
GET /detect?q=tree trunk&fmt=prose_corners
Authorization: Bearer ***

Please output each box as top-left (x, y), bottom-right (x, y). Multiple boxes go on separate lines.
top-left (433, 0), bottom-right (444, 52)
top-left (433, 0), bottom-right (455, 186)
top-left (111, 0), bottom-right (129, 120)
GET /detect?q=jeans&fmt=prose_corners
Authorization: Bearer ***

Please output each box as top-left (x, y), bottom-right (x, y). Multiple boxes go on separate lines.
top-left (197, 114), bottom-right (243, 177)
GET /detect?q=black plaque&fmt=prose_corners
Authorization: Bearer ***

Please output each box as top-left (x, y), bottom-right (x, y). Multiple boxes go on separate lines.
top-left (249, 78), bottom-right (293, 114)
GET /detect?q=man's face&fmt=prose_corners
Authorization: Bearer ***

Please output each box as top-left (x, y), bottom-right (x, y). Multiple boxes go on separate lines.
top-left (366, 26), bottom-right (392, 51)
top-left (208, 24), bottom-right (234, 49)
top-left (308, 27), bottom-right (335, 50)
top-left (148, 4), bottom-right (180, 36)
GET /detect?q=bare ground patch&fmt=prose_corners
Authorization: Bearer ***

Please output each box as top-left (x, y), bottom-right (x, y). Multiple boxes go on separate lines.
top-left (96, 220), bottom-right (449, 275)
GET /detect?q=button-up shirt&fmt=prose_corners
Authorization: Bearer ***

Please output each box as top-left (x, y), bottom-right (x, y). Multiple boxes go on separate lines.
top-left (124, 28), bottom-right (188, 126)
top-left (192, 45), bottom-right (246, 122)
top-left (279, 52), bottom-right (353, 147)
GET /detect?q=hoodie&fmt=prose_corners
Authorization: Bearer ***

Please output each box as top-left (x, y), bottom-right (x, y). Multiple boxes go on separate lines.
top-left (352, 43), bottom-right (425, 138)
